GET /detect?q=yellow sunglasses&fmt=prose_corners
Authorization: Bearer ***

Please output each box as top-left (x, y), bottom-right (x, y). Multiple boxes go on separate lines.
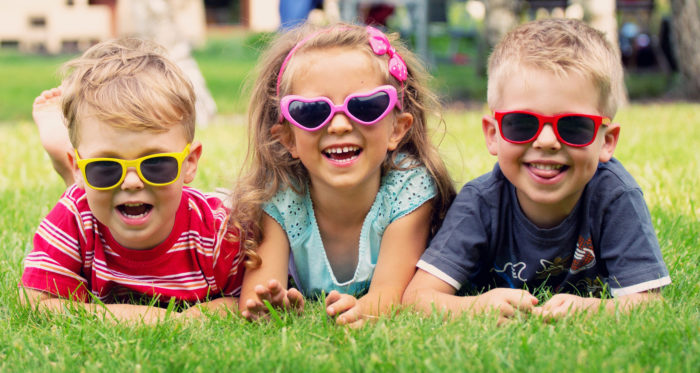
top-left (75, 144), bottom-right (191, 190)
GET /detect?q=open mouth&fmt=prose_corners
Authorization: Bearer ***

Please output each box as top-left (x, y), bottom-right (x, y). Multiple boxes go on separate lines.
top-left (322, 145), bottom-right (362, 163)
top-left (526, 162), bottom-right (569, 179)
top-left (117, 203), bottom-right (153, 219)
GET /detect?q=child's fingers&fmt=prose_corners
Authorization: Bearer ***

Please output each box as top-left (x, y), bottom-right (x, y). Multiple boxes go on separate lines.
top-left (324, 290), bottom-right (342, 307)
top-left (244, 298), bottom-right (268, 320)
top-left (326, 293), bottom-right (357, 316)
top-left (344, 317), bottom-right (366, 329)
top-left (336, 305), bottom-right (362, 326)
top-left (496, 302), bottom-right (515, 318)
top-left (536, 295), bottom-right (573, 321)
top-left (507, 291), bottom-right (538, 312)
top-left (253, 284), bottom-right (273, 302)
top-left (265, 281), bottom-right (289, 307)
top-left (287, 288), bottom-right (305, 312)
top-left (266, 279), bottom-right (283, 295)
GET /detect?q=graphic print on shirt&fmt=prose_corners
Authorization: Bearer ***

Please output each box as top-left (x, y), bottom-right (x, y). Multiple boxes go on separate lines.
top-left (535, 256), bottom-right (571, 279)
top-left (570, 235), bottom-right (596, 274)
top-left (492, 261), bottom-right (527, 287)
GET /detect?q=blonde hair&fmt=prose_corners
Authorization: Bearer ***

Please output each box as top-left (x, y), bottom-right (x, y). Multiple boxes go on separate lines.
top-left (61, 38), bottom-right (196, 147)
top-left (487, 18), bottom-right (625, 118)
top-left (230, 23), bottom-right (455, 268)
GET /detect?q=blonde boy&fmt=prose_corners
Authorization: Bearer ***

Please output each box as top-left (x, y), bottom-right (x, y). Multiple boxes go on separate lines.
top-left (20, 39), bottom-right (244, 323)
top-left (404, 18), bottom-right (670, 323)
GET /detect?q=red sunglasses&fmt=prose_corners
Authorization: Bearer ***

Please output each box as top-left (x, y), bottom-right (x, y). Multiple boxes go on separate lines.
top-left (494, 110), bottom-right (611, 147)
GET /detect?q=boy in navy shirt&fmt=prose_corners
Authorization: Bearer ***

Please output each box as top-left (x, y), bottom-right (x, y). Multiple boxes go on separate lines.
top-left (404, 19), bottom-right (670, 323)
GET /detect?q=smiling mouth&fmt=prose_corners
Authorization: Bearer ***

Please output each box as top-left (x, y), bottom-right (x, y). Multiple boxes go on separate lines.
top-left (526, 162), bottom-right (569, 178)
top-left (117, 203), bottom-right (153, 219)
top-left (323, 146), bottom-right (362, 163)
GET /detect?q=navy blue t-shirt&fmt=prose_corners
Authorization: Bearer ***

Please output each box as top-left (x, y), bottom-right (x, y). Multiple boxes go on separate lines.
top-left (418, 159), bottom-right (670, 297)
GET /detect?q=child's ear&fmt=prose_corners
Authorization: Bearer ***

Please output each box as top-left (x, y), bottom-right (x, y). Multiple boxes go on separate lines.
top-left (598, 122), bottom-right (620, 163)
top-left (388, 112), bottom-right (413, 151)
top-left (482, 115), bottom-right (499, 156)
top-left (271, 124), bottom-right (299, 158)
top-left (67, 150), bottom-right (85, 189)
top-left (182, 141), bottom-right (203, 184)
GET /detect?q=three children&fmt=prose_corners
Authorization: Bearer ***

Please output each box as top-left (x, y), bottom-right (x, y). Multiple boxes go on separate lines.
top-left (21, 18), bottom-right (669, 325)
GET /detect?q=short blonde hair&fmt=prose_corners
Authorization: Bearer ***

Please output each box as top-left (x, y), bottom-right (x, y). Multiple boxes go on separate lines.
top-left (61, 38), bottom-right (196, 146)
top-left (487, 18), bottom-right (624, 118)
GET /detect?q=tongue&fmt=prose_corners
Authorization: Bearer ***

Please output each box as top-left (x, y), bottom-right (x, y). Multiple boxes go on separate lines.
top-left (530, 166), bottom-right (562, 179)
top-left (122, 204), bottom-right (148, 216)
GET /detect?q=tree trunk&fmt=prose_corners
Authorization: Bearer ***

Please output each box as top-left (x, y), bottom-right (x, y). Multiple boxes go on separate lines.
top-left (670, 0), bottom-right (700, 99)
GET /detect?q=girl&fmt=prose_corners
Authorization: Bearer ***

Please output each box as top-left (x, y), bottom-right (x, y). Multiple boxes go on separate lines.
top-left (231, 23), bottom-right (455, 327)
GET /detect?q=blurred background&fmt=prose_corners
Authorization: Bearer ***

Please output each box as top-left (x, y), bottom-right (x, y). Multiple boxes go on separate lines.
top-left (0, 0), bottom-right (698, 125)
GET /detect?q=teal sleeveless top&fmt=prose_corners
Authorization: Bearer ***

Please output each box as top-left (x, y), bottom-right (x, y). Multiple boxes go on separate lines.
top-left (263, 161), bottom-right (437, 297)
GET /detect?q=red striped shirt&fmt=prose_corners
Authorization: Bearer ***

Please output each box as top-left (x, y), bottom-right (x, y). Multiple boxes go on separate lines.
top-left (21, 185), bottom-right (244, 304)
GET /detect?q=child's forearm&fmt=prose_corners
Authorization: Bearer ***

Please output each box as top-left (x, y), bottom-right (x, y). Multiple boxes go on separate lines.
top-left (357, 286), bottom-right (404, 317)
top-left (181, 297), bottom-right (239, 319)
top-left (600, 291), bottom-right (662, 314)
top-left (403, 286), bottom-right (477, 317)
top-left (535, 291), bottom-right (662, 319)
top-left (35, 297), bottom-right (172, 324)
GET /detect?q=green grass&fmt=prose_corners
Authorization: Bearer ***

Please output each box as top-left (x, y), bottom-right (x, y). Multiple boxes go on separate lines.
top-left (1, 103), bottom-right (698, 371)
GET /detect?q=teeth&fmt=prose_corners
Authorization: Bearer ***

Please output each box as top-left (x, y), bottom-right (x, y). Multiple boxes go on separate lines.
top-left (124, 211), bottom-right (149, 218)
top-left (324, 146), bottom-right (359, 155)
top-left (119, 203), bottom-right (151, 219)
top-left (530, 163), bottom-right (563, 170)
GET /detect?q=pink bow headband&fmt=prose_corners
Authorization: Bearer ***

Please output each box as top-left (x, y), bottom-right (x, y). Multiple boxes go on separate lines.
top-left (275, 25), bottom-right (408, 102)
top-left (366, 26), bottom-right (408, 83)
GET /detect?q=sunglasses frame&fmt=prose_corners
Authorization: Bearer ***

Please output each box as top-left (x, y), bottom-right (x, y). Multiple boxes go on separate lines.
top-left (75, 143), bottom-right (191, 190)
top-left (279, 85), bottom-right (401, 131)
top-left (494, 110), bottom-right (611, 147)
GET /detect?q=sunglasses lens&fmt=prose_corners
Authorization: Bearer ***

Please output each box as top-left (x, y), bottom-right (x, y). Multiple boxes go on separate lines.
top-left (85, 161), bottom-right (123, 189)
top-left (501, 113), bottom-right (540, 142)
top-left (347, 91), bottom-right (391, 123)
top-left (288, 100), bottom-right (331, 129)
top-left (140, 156), bottom-right (180, 184)
top-left (557, 116), bottom-right (596, 145)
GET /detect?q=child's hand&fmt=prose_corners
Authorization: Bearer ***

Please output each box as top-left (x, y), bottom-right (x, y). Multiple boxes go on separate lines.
top-left (532, 293), bottom-right (599, 321)
top-left (241, 279), bottom-right (304, 321)
top-left (473, 288), bottom-right (539, 325)
top-left (325, 290), bottom-right (365, 328)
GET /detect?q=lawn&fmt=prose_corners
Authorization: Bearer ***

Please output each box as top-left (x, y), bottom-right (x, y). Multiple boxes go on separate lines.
top-left (0, 32), bottom-right (698, 372)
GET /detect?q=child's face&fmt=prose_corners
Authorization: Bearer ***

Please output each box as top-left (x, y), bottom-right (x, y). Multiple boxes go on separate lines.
top-left (278, 47), bottom-right (412, 193)
top-left (482, 69), bottom-right (620, 227)
top-left (69, 117), bottom-right (201, 250)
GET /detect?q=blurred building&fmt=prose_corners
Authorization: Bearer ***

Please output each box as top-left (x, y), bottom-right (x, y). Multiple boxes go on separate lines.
top-left (0, 0), bottom-right (111, 53)
top-left (0, 0), bottom-right (207, 54)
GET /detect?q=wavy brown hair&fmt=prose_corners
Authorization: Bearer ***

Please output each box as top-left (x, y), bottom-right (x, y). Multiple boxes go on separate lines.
top-left (230, 23), bottom-right (456, 268)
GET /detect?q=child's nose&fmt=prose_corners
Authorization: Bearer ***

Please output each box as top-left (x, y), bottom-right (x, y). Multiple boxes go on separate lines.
top-left (532, 123), bottom-right (561, 150)
top-left (326, 112), bottom-right (354, 135)
top-left (120, 167), bottom-right (145, 191)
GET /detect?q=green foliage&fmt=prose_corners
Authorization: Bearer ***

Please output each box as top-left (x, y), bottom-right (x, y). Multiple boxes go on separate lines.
top-left (0, 30), bottom-right (679, 123)
top-left (1, 103), bottom-right (698, 372)
top-left (0, 51), bottom-right (67, 122)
